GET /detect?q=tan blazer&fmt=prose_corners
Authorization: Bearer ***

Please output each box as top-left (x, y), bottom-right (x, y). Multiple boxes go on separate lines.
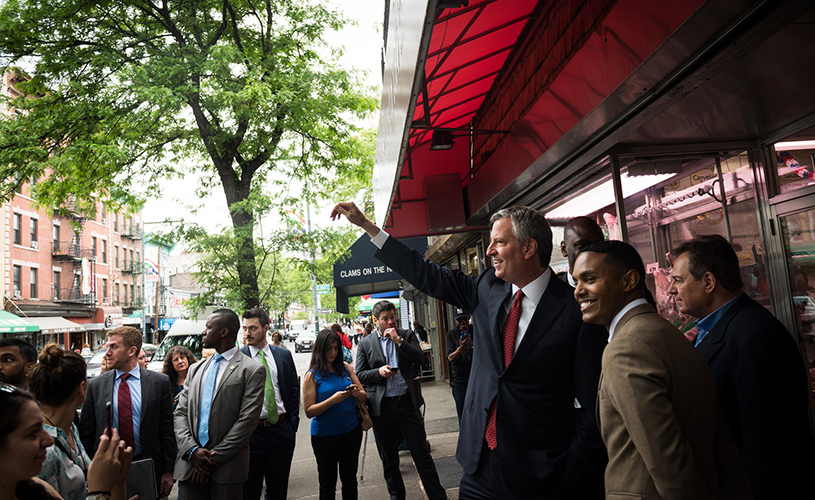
top-left (173, 349), bottom-right (265, 484)
top-left (597, 304), bottom-right (752, 500)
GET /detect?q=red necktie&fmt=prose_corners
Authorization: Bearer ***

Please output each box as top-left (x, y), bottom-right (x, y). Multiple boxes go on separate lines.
top-left (485, 290), bottom-right (524, 450)
top-left (118, 373), bottom-right (135, 449)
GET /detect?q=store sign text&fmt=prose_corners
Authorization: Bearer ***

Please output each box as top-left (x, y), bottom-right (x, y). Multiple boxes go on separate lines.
top-left (340, 265), bottom-right (393, 278)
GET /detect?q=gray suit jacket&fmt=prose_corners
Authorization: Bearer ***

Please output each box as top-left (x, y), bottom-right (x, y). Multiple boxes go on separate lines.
top-left (598, 304), bottom-right (752, 500)
top-left (355, 328), bottom-right (425, 416)
top-left (79, 368), bottom-right (176, 479)
top-left (173, 349), bottom-right (265, 484)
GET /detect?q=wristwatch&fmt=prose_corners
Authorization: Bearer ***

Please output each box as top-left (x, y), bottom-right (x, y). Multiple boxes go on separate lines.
top-left (396, 336), bottom-right (404, 346)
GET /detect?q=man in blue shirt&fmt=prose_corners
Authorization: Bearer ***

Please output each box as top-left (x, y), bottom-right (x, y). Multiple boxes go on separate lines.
top-left (80, 326), bottom-right (176, 497)
top-left (669, 234), bottom-right (815, 500)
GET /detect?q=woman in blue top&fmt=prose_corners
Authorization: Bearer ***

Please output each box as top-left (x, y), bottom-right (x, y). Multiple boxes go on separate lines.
top-left (303, 329), bottom-right (366, 500)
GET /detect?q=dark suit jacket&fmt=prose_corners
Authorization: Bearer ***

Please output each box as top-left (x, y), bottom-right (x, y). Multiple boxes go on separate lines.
top-left (697, 293), bottom-right (815, 499)
top-left (598, 304), bottom-right (752, 499)
top-left (239, 344), bottom-right (300, 431)
top-left (79, 368), bottom-right (176, 480)
top-left (173, 349), bottom-right (265, 484)
top-left (374, 236), bottom-right (608, 498)
top-left (355, 327), bottom-right (425, 416)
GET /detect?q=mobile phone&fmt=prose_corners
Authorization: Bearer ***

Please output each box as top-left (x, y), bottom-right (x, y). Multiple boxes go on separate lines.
top-left (105, 401), bottom-right (113, 437)
top-left (390, 366), bottom-right (399, 373)
top-left (345, 385), bottom-right (354, 391)
top-left (461, 330), bottom-right (470, 341)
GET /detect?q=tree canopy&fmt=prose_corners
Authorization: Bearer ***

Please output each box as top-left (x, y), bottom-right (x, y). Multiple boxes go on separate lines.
top-left (0, 0), bottom-right (378, 308)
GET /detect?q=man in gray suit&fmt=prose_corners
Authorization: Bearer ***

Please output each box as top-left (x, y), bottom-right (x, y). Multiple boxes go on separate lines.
top-left (80, 326), bottom-right (176, 497)
top-left (356, 300), bottom-right (446, 500)
top-left (173, 309), bottom-right (265, 499)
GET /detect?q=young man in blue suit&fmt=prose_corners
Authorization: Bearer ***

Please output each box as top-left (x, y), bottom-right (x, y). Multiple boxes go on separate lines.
top-left (240, 307), bottom-right (300, 500)
top-left (332, 202), bottom-right (608, 499)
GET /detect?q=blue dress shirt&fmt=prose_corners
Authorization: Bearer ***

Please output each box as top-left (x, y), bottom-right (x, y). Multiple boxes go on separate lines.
top-left (694, 292), bottom-right (742, 347)
top-left (113, 365), bottom-right (142, 456)
top-left (378, 333), bottom-right (409, 397)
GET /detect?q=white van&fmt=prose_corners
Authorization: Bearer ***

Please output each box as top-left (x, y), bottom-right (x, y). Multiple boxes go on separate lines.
top-left (147, 319), bottom-right (207, 372)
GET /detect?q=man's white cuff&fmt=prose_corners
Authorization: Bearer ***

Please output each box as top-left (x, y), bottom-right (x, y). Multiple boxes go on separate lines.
top-left (371, 229), bottom-right (390, 249)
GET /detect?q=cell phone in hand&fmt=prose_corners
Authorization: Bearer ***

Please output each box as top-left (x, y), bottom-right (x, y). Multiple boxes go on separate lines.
top-left (461, 330), bottom-right (470, 341)
top-left (105, 401), bottom-right (113, 437)
top-left (390, 366), bottom-right (399, 373)
top-left (345, 385), bottom-right (354, 391)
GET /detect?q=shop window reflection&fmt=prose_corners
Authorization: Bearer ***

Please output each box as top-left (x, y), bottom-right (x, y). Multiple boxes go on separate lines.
top-left (779, 210), bottom-right (815, 376)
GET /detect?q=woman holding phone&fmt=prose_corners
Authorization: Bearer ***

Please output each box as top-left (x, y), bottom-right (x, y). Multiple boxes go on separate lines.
top-left (303, 329), bottom-right (366, 500)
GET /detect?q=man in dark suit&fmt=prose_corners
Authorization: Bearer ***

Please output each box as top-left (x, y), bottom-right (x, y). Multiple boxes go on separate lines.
top-left (240, 307), bottom-right (300, 500)
top-left (355, 300), bottom-right (446, 500)
top-left (559, 216), bottom-right (605, 286)
top-left (80, 326), bottom-right (176, 498)
top-left (669, 234), bottom-right (815, 500)
top-left (173, 309), bottom-right (265, 499)
top-left (574, 240), bottom-right (751, 499)
top-left (331, 202), bottom-right (607, 499)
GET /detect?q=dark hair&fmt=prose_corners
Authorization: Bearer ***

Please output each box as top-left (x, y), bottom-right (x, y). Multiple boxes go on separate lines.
top-left (242, 307), bottom-right (270, 328)
top-left (330, 323), bottom-right (342, 333)
top-left (28, 344), bottom-right (86, 407)
top-left (365, 322), bottom-right (373, 333)
top-left (213, 308), bottom-right (241, 337)
top-left (671, 235), bottom-right (744, 292)
top-left (107, 326), bottom-right (143, 352)
top-left (0, 338), bottom-right (36, 364)
top-left (161, 346), bottom-right (198, 384)
top-left (372, 300), bottom-right (396, 320)
top-left (309, 329), bottom-right (346, 378)
top-left (271, 331), bottom-right (283, 343)
top-left (580, 240), bottom-right (647, 293)
top-left (490, 206), bottom-right (554, 267)
top-left (0, 383), bottom-right (37, 449)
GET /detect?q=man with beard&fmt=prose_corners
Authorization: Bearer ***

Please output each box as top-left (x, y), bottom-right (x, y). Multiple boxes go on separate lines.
top-left (174, 309), bottom-right (265, 499)
top-left (0, 338), bottom-right (36, 390)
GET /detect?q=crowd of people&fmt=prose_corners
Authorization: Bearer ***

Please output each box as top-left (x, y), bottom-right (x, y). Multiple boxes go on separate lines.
top-left (3, 198), bottom-right (815, 500)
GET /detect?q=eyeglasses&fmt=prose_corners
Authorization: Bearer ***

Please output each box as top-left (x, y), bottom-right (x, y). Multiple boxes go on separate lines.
top-left (0, 382), bottom-right (24, 394)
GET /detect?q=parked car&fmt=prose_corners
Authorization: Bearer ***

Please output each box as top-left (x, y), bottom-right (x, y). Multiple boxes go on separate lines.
top-left (142, 342), bottom-right (157, 359)
top-left (86, 347), bottom-right (108, 379)
top-left (295, 331), bottom-right (316, 353)
top-left (147, 319), bottom-right (207, 372)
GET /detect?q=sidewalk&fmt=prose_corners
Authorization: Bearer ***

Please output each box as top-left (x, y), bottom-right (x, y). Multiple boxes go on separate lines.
top-left (287, 380), bottom-right (463, 500)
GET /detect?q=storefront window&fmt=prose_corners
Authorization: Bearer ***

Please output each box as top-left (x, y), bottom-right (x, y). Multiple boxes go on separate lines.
top-left (774, 139), bottom-right (815, 194)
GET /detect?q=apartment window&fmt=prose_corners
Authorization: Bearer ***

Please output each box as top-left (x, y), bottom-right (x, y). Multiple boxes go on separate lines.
top-left (129, 250), bottom-right (134, 268)
top-left (92, 237), bottom-right (97, 259)
top-left (13, 213), bottom-right (22, 245)
top-left (101, 206), bottom-right (106, 223)
top-left (30, 219), bottom-right (38, 246)
top-left (115, 246), bottom-right (119, 268)
top-left (53, 271), bottom-right (60, 300)
top-left (115, 283), bottom-right (120, 305)
top-left (102, 279), bottom-right (108, 303)
top-left (101, 240), bottom-right (107, 264)
top-left (114, 215), bottom-right (118, 232)
top-left (123, 284), bottom-right (129, 306)
top-left (13, 266), bottom-right (21, 295)
top-left (29, 269), bottom-right (37, 298)
top-left (53, 226), bottom-right (59, 251)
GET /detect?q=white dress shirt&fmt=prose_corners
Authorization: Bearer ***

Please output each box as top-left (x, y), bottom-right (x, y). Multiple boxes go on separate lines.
top-left (608, 298), bottom-right (649, 342)
top-left (247, 343), bottom-right (286, 418)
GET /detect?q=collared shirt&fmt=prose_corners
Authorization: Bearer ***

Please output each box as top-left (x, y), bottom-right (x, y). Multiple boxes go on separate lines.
top-left (247, 343), bottom-right (286, 418)
top-left (373, 228), bottom-right (552, 353)
top-left (378, 331), bottom-right (409, 397)
top-left (567, 272), bottom-right (576, 288)
top-left (199, 345), bottom-right (239, 401)
top-left (609, 298), bottom-right (649, 342)
top-left (508, 268), bottom-right (551, 353)
top-left (38, 423), bottom-right (90, 500)
top-left (694, 292), bottom-right (742, 347)
top-left (113, 365), bottom-right (142, 456)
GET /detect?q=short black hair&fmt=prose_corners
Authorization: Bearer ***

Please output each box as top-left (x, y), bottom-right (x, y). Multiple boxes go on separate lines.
top-left (242, 307), bottom-right (270, 327)
top-left (213, 308), bottom-right (241, 338)
top-left (671, 235), bottom-right (743, 292)
top-left (580, 240), bottom-right (646, 293)
top-left (372, 300), bottom-right (396, 320)
top-left (0, 338), bottom-right (36, 364)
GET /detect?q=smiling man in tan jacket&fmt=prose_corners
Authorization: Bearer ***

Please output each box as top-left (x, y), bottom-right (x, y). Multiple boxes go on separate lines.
top-left (573, 240), bottom-right (751, 500)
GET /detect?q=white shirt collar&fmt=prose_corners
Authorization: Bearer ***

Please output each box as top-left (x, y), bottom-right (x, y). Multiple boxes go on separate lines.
top-left (510, 268), bottom-right (551, 306)
top-left (247, 343), bottom-right (270, 357)
top-left (567, 272), bottom-right (576, 287)
top-left (216, 345), bottom-right (239, 361)
top-left (608, 298), bottom-right (649, 342)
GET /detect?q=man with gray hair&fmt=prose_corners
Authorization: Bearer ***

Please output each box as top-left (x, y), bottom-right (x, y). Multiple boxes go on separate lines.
top-left (331, 202), bottom-right (607, 500)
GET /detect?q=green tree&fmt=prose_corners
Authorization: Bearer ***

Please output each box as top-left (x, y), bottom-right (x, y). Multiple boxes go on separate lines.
top-left (0, 0), bottom-right (377, 308)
